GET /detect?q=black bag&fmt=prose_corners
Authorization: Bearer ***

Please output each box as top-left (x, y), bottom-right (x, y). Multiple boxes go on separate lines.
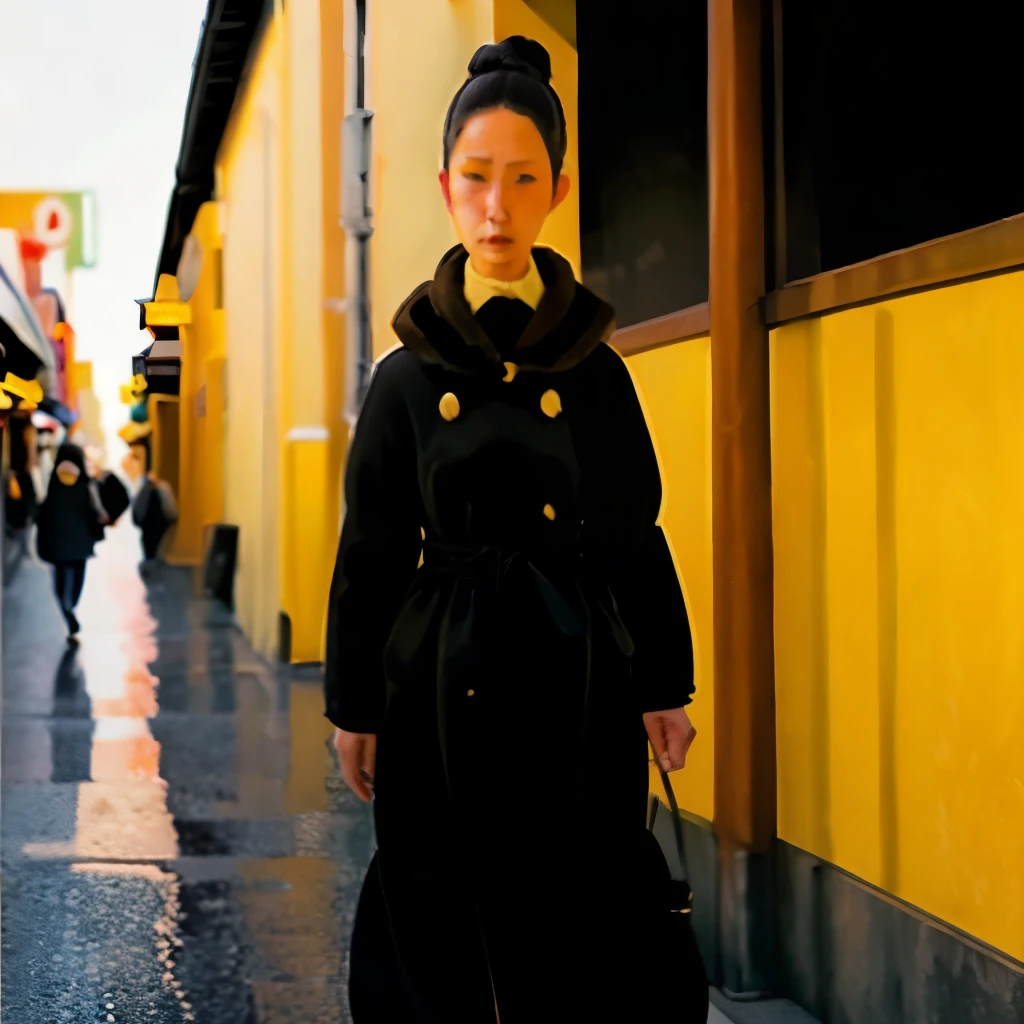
top-left (98, 472), bottom-right (130, 525)
top-left (644, 766), bottom-right (711, 1022)
top-left (132, 480), bottom-right (155, 527)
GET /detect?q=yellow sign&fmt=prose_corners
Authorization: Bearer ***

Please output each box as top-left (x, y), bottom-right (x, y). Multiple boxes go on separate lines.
top-left (118, 421), bottom-right (152, 444)
top-left (70, 361), bottom-right (93, 390)
top-left (2, 373), bottom-right (43, 403)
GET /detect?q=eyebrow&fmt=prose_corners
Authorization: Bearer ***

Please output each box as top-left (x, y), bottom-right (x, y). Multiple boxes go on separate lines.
top-left (459, 157), bottom-right (538, 167)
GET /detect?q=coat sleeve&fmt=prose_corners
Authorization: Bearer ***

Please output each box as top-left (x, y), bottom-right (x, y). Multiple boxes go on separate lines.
top-left (323, 353), bottom-right (423, 733)
top-left (580, 345), bottom-right (695, 713)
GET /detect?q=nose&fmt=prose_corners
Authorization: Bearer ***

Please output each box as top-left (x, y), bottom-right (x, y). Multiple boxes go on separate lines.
top-left (485, 180), bottom-right (509, 224)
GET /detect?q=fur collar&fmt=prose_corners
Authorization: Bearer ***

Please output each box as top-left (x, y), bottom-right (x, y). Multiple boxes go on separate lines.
top-left (391, 245), bottom-right (616, 375)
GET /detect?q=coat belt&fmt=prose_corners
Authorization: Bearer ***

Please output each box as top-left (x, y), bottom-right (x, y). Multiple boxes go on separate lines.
top-left (422, 539), bottom-right (588, 637)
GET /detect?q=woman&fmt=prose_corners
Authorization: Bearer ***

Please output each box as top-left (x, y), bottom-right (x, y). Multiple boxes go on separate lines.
top-left (36, 442), bottom-right (109, 641)
top-left (325, 37), bottom-right (698, 1021)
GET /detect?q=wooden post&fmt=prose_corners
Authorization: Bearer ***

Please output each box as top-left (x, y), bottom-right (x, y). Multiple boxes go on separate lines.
top-left (708, 0), bottom-right (778, 996)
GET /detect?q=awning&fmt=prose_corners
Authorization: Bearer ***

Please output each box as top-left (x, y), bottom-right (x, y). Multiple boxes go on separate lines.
top-left (153, 0), bottom-right (271, 292)
top-left (0, 259), bottom-right (56, 380)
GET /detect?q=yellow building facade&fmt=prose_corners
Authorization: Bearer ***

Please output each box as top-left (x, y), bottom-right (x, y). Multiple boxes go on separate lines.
top-left (151, 0), bottom-right (1023, 1016)
top-left (157, 0), bottom-right (347, 663)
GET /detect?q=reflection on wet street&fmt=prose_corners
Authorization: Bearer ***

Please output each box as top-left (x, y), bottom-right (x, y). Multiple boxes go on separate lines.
top-left (2, 520), bottom-right (374, 1023)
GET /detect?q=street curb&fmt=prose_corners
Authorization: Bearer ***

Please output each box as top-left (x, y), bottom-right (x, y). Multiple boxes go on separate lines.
top-left (710, 988), bottom-right (823, 1024)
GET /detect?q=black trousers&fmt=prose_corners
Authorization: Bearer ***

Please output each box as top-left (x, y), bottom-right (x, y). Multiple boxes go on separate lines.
top-left (52, 560), bottom-right (86, 630)
top-left (141, 520), bottom-right (168, 561)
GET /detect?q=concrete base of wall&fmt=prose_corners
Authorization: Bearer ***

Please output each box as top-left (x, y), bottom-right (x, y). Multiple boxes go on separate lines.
top-left (777, 841), bottom-right (1024, 1024)
top-left (649, 813), bottom-right (1024, 1023)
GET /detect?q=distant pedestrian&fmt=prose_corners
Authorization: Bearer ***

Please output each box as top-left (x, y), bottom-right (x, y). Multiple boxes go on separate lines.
top-left (132, 471), bottom-right (178, 576)
top-left (35, 443), bottom-right (110, 642)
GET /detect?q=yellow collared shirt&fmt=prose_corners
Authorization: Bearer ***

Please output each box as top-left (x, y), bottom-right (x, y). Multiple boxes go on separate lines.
top-left (464, 255), bottom-right (544, 314)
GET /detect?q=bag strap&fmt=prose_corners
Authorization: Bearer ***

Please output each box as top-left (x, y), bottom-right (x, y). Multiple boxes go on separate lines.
top-left (658, 766), bottom-right (690, 880)
top-left (649, 766), bottom-right (695, 916)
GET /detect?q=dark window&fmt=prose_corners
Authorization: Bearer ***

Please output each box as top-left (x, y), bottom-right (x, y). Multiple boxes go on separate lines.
top-left (780, 1), bottom-right (1024, 283)
top-left (578, 1), bottom-right (709, 328)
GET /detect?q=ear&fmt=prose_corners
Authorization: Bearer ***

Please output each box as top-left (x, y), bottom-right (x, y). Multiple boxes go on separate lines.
top-left (439, 169), bottom-right (453, 214)
top-left (550, 173), bottom-right (571, 213)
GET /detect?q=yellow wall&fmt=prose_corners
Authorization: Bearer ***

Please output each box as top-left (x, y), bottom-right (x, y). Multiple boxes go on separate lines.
top-left (625, 339), bottom-right (715, 823)
top-left (218, 20), bottom-right (283, 659)
top-left (276, 0), bottom-right (335, 661)
top-left (367, 0), bottom-right (580, 359)
top-left (771, 271), bottom-right (1024, 961)
top-left (207, 1), bottom-right (343, 662)
top-left (170, 200), bottom-right (226, 566)
top-left (320, 0), bottom-right (348, 559)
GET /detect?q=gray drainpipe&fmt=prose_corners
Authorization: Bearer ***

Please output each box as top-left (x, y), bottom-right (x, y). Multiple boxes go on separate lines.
top-left (342, 0), bottom-right (373, 417)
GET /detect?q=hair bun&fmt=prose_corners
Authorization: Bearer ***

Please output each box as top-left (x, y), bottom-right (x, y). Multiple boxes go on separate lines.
top-left (468, 36), bottom-right (552, 84)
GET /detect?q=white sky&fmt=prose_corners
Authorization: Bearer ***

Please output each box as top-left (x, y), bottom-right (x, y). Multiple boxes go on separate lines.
top-left (0, 0), bottom-right (209, 462)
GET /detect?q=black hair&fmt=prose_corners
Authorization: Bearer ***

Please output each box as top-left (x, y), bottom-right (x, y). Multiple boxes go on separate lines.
top-left (55, 443), bottom-right (87, 475)
top-left (442, 36), bottom-right (567, 185)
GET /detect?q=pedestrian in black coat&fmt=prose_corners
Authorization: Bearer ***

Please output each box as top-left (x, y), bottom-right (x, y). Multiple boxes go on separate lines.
top-left (325, 36), bottom-right (698, 1023)
top-left (36, 443), bottom-right (108, 641)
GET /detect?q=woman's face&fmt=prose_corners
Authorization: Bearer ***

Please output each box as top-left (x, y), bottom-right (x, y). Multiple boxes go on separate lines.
top-left (441, 107), bottom-right (570, 282)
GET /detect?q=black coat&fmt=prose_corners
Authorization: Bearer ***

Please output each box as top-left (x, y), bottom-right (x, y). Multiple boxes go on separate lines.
top-left (325, 245), bottom-right (695, 1022)
top-left (36, 445), bottom-right (104, 565)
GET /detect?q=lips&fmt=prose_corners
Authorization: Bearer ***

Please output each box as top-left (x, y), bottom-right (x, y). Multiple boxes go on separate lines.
top-left (483, 235), bottom-right (513, 245)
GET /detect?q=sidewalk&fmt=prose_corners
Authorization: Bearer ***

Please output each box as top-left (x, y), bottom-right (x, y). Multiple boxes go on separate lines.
top-left (1, 518), bottom-right (820, 1023)
top-left (1, 519), bottom-right (371, 1023)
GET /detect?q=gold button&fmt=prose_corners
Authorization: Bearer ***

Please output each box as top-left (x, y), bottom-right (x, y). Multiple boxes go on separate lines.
top-left (543, 503), bottom-right (556, 521)
top-left (467, 689), bottom-right (475, 697)
top-left (503, 362), bottom-right (519, 382)
top-left (540, 389), bottom-right (562, 418)
top-left (420, 526), bottom-right (426, 540)
top-left (439, 392), bottom-right (460, 421)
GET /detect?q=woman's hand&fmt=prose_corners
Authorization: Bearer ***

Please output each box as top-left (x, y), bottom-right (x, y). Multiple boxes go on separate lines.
top-left (333, 728), bottom-right (377, 802)
top-left (643, 706), bottom-right (697, 773)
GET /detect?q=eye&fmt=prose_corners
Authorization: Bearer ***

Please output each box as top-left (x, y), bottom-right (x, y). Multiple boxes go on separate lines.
top-left (517, 173), bottom-right (537, 184)
top-left (462, 171), bottom-right (486, 183)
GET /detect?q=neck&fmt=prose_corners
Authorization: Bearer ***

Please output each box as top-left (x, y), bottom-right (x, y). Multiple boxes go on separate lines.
top-left (468, 253), bottom-right (531, 283)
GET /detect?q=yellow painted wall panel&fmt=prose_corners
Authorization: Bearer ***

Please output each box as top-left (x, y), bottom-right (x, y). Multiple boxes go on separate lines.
top-left (320, 0), bottom-right (347, 570)
top-left (625, 338), bottom-right (714, 823)
top-left (173, 200), bottom-right (226, 565)
top-left (276, 0), bottom-right (333, 660)
top-left (771, 270), bottom-right (1024, 962)
top-left (770, 318), bottom-right (833, 861)
top-left (820, 307), bottom-right (884, 887)
top-left (218, 22), bottom-right (283, 660)
top-left (282, 438), bottom-right (333, 661)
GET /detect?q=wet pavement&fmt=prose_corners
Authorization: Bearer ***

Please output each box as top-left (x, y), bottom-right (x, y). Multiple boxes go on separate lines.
top-left (1, 520), bottom-right (374, 1023)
